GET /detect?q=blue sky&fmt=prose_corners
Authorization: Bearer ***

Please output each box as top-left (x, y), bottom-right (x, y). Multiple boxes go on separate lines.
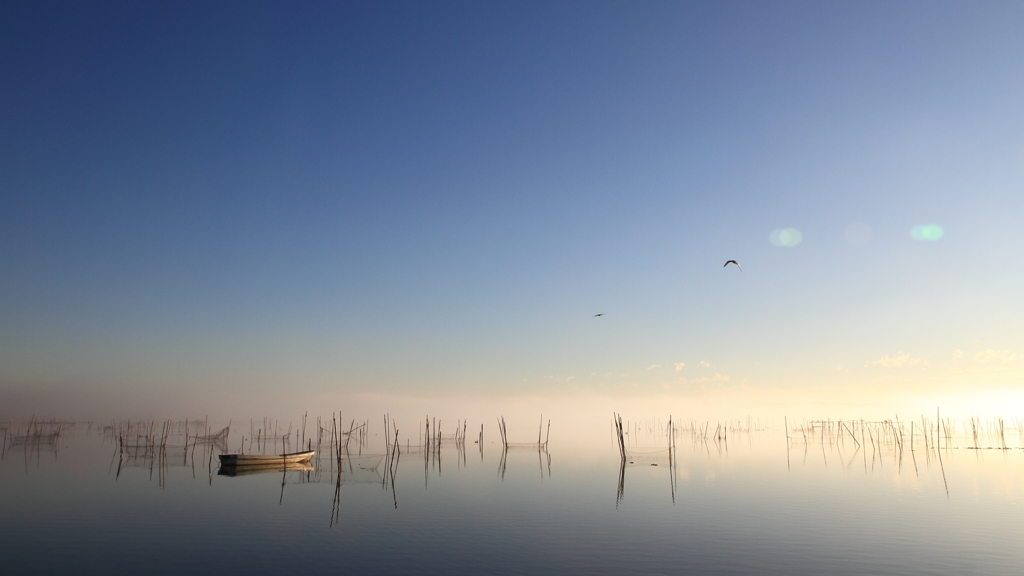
top-left (2, 1), bottom-right (1023, 417)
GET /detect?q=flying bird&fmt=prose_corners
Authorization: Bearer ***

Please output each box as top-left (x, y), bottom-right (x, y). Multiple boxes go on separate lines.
top-left (594, 313), bottom-right (604, 317)
top-left (723, 260), bottom-right (742, 271)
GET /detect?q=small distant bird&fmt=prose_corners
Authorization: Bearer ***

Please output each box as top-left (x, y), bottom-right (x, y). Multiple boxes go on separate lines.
top-left (594, 313), bottom-right (604, 317)
top-left (723, 260), bottom-right (742, 271)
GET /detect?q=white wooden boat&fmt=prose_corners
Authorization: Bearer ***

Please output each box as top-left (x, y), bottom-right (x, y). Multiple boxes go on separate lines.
top-left (218, 461), bottom-right (314, 477)
top-left (218, 450), bottom-right (314, 465)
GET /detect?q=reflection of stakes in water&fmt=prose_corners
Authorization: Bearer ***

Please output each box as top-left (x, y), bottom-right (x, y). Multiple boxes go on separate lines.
top-left (844, 443), bottom-right (861, 471)
top-left (935, 435), bottom-right (949, 498)
top-left (16, 416), bottom-right (317, 485)
top-left (910, 421), bottom-right (919, 477)
top-left (478, 424), bottom-right (484, 461)
top-left (615, 413), bottom-right (625, 509)
top-left (540, 440), bottom-right (548, 477)
top-left (380, 416), bottom-right (401, 509)
top-left (834, 427), bottom-right (846, 471)
top-left (377, 415), bottom-right (464, 490)
top-left (331, 463), bottom-right (342, 527)
top-left (4, 417), bottom-right (65, 469)
top-left (893, 416), bottom-right (903, 473)
top-left (780, 419), bottom-right (920, 473)
top-left (107, 418), bottom-right (223, 487)
top-left (861, 421), bottom-right (867, 472)
top-left (6, 417), bottom-right (67, 467)
top-left (461, 430), bottom-right (467, 470)
top-left (820, 421), bottom-right (828, 468)
top-left (390, 428), bottom-right (400, 508)
top-left (775, 415), bottom-right (1024, 493)
top-left (495, 441), bottom-right (549, 481)
top-left (430, 417), bottom-right (442, 480)
top-left (616, 460), bottom-right (625, 506)
top-left (279, 455), bottom-right (287, 504)
top-left (785, 416), bottom-right (790, 471)
top-left (496, 416), bottom-right (552, 481)
top-left (613, 413), bottom-right (676, 507)
top-left (667, 416), bottom-right (676, 503)
top-left (495, 444), bottom-right (552, 479)
top-left (329, 418), bottom-right (388, 526)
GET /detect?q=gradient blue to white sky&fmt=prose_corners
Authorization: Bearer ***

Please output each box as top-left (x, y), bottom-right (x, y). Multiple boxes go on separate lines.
top-left (2, 1), bottom-right (1023, 418)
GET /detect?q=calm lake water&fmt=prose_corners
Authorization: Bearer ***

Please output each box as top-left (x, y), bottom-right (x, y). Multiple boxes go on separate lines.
top-left (2, 416), bottom-right (1023, 575)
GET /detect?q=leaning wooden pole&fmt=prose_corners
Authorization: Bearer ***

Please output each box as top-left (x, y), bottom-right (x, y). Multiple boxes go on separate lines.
top-left (613, 413), bottom-right (626, 462)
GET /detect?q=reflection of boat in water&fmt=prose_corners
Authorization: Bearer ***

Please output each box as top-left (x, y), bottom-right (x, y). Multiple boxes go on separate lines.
top-left (218, 461), bottom-right (314, 477)
top-left (218, 450), bottom-right (315, 465)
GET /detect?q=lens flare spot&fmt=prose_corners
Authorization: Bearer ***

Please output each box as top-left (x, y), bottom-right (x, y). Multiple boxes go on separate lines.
top-left (844, 222), bottom-right (872, 245)
top-left (911, 224), bottom-right (943, 241)
top-left (769, 228), bottom-right (802, 247)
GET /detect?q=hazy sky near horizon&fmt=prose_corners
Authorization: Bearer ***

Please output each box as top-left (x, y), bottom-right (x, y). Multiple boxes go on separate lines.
top-left (2, 1), bottom-right (1023, 416)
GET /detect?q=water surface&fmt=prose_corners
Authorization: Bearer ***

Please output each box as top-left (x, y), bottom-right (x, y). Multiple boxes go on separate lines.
top-left (2, 417), bottom-right (1022, 575)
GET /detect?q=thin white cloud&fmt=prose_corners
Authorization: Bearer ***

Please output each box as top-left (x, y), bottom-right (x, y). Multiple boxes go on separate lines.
top-left (974, 349), bottom-right (1020, 363)
top-left (688, 373), bottom-right (730, 384)
top-left (674, 363), bottom-right (686, 371)
top-left (646, 364), bottom-right (661, 370)
top-left (872, 353), bottom-right (927, 368)
top-left (952, 349), bottom-right (964, 359)
top-left (699, 360), bottom-right (711, 367)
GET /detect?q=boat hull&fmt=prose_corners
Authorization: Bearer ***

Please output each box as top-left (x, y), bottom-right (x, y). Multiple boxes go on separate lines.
top-left (218, 461), bottom-right (314, 477)
top-left (218, 450), bottom-right (315, 465)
